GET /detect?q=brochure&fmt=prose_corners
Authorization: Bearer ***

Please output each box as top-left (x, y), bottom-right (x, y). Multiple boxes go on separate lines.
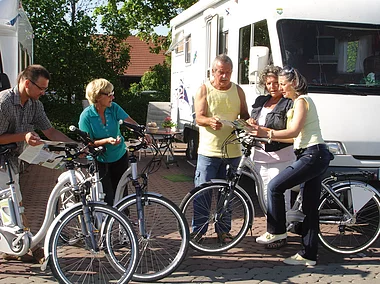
top-left (18, 142), bottom-right (66, 169)
top-left (219, 119), bottom-right (254, 132)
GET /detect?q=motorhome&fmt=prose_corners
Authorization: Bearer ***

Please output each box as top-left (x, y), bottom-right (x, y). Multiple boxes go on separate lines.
top-left (169, 0), bottom-right (380, 186)
top-left (0, 0), bottom-right (33, 91)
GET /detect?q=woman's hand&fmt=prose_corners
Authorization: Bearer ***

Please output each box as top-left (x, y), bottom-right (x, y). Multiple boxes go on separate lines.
top-left (246, 118), bottom-right (258, 126)
top-left (108, 136), bottom-right (121, 145)
top-left (249, 126), bottom-right (268, 138)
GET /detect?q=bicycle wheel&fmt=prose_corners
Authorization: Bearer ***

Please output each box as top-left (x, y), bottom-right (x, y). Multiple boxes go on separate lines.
top-left (48, 202), bottom-right (139, 284)
top-left (180, 182), bottom-right (253, 253)
top-left (318, 181), bottom-right (380, 254)
top-left (116, 193), bottom-right (189, 282)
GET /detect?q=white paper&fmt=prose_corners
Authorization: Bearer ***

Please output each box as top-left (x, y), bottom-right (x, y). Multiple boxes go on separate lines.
top-left (18, 144), bottom-right (65, 169)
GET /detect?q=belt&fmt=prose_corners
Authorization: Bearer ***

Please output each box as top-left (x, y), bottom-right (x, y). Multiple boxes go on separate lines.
top-left (294, 143), bottom-right (328, 156)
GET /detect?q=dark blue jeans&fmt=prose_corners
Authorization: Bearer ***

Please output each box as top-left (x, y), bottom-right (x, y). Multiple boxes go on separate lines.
top-left (192, 154), bottom-right (240, 234)
top-left (267, 144), bottom-right (332, 261)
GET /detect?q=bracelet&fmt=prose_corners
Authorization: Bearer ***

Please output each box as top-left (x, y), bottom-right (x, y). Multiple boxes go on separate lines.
top-left (267, 130), bottom-right (274, 144)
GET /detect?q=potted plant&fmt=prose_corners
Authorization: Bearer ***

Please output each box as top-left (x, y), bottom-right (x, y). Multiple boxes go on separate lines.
top-left (162, 116), bottom-right (176, 132)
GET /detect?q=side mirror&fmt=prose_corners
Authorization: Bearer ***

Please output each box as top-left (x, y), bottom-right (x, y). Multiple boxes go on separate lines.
top-left (248, 46), bottom-right (269, 82)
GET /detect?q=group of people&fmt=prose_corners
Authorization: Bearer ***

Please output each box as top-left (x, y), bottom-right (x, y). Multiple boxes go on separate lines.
top-left (193, 54), bottom-right (332, 266)
top-left (1, 54), bottom-right (332, 266)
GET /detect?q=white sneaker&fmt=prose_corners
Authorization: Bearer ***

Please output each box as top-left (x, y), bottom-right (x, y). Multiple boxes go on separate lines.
top-left (256, 232), bottom-right (287, 244)
top-left (283, 253), bottom-right (316, 266)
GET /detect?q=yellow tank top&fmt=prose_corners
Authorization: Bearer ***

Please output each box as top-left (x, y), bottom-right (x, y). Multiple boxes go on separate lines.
top-left (198, 81), bottom-right (242, 158)
top-left (287, 95), bottom-right (324, 149)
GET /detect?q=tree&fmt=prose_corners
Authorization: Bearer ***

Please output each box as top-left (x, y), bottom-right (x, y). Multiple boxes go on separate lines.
top-left (120, 59), bottom-right (171, 124)
top-left (95, 0), bottom-right (197, 52)
top-left (21, 0), bottom-right (133, 134)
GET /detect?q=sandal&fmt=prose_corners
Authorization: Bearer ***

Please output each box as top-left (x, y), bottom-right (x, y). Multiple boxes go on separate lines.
top-left (217, 232), bottom-right (233, 244)
top-left (265, 238), bottom-right (287, 249)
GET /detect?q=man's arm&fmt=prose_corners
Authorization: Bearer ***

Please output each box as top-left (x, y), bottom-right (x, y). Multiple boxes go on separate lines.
top-left (42, 127), bottom-right (74, 143)
top-left (194, 84), bottom-right (222, 130)
top-left (237, 85), bottom-right (250, 120)
top-left (0, 132), bottom-right (42, 146)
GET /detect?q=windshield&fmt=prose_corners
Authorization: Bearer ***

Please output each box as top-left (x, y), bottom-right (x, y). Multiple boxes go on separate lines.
top-left (277, 20), bottom-right (380, 94)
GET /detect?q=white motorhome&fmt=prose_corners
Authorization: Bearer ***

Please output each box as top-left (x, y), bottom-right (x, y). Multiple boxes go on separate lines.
top-left (169, 0), bottom-right (380, 186)
top-left (0, 0), bottom-right (33, 91)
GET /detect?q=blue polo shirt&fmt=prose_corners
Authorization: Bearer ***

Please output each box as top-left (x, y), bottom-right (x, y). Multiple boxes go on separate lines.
top-left (79, 102), bottom-right (129, 163)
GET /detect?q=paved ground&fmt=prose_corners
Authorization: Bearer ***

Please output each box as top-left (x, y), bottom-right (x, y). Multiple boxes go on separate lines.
top-left (0, 148), bottom-right (379, 283)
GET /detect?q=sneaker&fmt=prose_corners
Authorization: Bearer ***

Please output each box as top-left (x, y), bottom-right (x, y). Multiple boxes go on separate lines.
top-left (283, 253), bottom-right (316, 266)
top-left (256, 232), bottom-right (287, 244)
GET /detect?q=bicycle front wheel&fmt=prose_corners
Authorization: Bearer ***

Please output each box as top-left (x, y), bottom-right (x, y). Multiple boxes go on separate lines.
top-left (48, 203), bottom-right (139, 284)
top-left (180, 182), bottom-right (252, 253)
top-left (116, 193), bottom-right (189, 282)
top-left (318, 182), bottom-right (380, 254)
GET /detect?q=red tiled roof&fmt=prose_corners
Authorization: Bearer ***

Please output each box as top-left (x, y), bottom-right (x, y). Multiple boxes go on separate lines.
top-left (124, 36), bottom-right (166, 76)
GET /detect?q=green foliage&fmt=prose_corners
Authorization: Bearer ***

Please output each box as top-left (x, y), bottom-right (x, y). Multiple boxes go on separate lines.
top-left (117, 60), bottom-right (171, 125)
top-left (95, 0), bottom-right (198, 52)
top-left (22, 0), bottom-right (131, 133)
top-left (20, 0), bottom-right (193, 134)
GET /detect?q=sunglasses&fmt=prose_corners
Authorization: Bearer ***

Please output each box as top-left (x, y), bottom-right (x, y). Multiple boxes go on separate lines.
top-left (29, 79), bottom-right (48, 92)
top-left (282, 66), bottom-right (295, 74)
top-left (100, 91), bottom-right (115, 97)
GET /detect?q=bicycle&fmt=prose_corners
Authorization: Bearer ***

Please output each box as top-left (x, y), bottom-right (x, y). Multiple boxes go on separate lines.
top-left (0, 142), bottom-right (139, 284)
top-left (179, 127), bottom-right (380, 255)
top-left (71, 122), bottom-right (190, 282)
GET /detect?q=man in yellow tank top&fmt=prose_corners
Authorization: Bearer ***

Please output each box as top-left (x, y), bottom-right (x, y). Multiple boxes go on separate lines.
top-left (191, 54), bottom-right (249, 243)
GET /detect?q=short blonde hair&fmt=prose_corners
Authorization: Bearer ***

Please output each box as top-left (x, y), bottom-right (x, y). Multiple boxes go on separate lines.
top-left (85, 78), bottom-right (114, 104)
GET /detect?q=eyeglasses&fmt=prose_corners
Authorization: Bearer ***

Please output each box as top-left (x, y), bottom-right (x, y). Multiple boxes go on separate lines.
top-left (100, 91), bottom-right (115, 97)
top-left (29, 79), bottom-right (48, 92)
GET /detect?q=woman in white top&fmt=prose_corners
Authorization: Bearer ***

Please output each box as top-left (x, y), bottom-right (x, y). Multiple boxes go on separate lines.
top-left (254, 67), bottom-right (333, 266)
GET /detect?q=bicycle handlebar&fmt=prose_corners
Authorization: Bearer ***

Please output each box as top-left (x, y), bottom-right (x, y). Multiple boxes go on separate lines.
top-left (119, 120), bottom-right (146, 138)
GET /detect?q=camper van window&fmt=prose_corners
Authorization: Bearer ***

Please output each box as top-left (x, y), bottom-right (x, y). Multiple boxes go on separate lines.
top-left (277, 19), bottom-right (380, 93)
top-left (238, 20), bottom-right (270, 85)
top-left (238, 24), bottom-right (251, 84)
top-left (219, 31), bottom-right (228, 54)
top-left (185, 35), bottom-right (191, 63)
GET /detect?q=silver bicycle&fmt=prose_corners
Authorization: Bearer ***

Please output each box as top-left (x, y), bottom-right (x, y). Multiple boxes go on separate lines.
top-left (180, 128), bottom-right (380, 255)
top-left (65, 123), bottom-right (190, 282)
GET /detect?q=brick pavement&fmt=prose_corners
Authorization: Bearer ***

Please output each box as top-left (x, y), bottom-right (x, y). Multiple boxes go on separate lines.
top-left (0, 151), bottom-right (379, 283)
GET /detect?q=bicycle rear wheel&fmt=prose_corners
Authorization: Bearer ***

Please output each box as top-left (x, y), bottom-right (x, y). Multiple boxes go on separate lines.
top-left (116, 193), bottom-right (189, 282)
top-left (318, 181), bottom-right (380, 254)
top-left (48, 203), bottom-right (138, 284)
top-left (180, 182), bottom-right (252, 253)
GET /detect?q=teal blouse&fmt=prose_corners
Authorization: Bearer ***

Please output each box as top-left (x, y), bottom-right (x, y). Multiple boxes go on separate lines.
top-left (79, 102), bottom-right (129, 163)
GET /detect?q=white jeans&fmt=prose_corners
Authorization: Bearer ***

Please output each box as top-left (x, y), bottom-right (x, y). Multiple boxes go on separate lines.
top-left (255, 160), bottom-right (299, 211)
top-left (0, 168), bottom-right (21, 202)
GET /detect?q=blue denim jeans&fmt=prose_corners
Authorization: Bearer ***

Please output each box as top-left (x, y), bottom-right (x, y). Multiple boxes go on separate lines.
top-left (192, 154), bottom-right (241, 234)
top-left (267, 144), bottom-right (332, 261)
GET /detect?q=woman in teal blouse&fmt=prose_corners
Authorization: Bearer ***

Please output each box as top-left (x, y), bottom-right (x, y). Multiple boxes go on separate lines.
top-left (79, 78), bottom-right (139, 205)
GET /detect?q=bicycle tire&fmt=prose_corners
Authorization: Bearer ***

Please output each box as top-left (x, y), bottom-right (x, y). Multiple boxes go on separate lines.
top-left (318, 181), bottom-right (380, 254)
top-left (115, 193), bottom-right (189, 282)
top-left (180, 182), bottom-right (253, 253)
top-left (47, 202), bottom-right (139, 284)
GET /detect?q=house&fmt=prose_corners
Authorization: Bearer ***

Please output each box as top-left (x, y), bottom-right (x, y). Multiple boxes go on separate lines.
top-left (120, 36), bottom-right (167, 89)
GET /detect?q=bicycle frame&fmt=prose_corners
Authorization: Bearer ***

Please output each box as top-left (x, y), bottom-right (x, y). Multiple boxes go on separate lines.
top-left (0, 156), bottom-right (82, 256)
